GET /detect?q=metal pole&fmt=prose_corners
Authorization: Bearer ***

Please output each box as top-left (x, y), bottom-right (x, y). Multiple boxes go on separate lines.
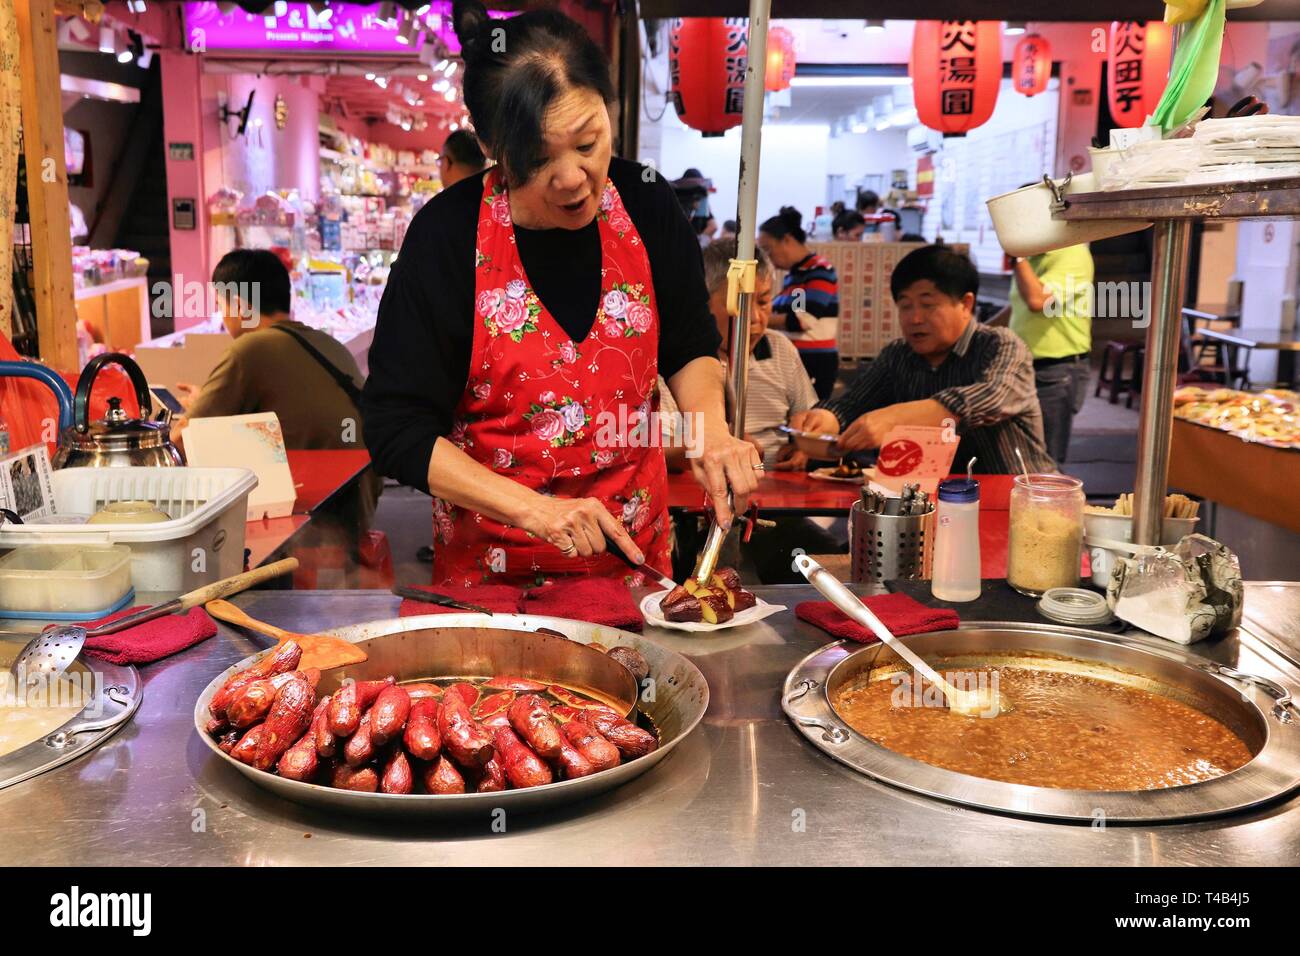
top-left (727, 0), bottom-right (771, 441)
top-left (1132, 219), bottom-right (1191, 545)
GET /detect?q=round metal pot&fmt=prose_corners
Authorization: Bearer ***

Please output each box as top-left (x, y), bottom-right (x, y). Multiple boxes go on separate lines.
top-left (783, 622), bottom-right (1300, 823)
top-left (194, 613), bottom-right (709, 818)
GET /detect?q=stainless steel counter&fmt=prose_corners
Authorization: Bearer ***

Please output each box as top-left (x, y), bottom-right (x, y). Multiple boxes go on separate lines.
top-left (2, 583), bottom-right (1298, 866)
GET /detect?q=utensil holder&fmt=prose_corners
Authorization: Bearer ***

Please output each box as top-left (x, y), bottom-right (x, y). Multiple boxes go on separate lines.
top-left (849, 500), bottom-right (934, 586)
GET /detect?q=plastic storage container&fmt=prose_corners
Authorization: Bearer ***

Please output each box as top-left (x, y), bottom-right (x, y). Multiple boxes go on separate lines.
top-left (931, 477), bottom-right (981, 602)
top-left (0, 544), bottom-right (133, 616)
top-left (0, 467), bottom-right (257, 597)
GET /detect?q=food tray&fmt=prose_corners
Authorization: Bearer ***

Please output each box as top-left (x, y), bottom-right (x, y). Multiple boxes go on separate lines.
top-left (640, 590), bottom-right (785, 632)
top-left (0, 544), bottom-right (132, 615)
top-left (194, 613), bottom-right (709, 818)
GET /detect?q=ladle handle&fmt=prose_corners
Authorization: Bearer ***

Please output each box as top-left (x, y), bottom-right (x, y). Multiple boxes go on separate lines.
top-left (179, 558), bottom-right (300, 610)
top-left (793, 554), bottom-right (954, 694)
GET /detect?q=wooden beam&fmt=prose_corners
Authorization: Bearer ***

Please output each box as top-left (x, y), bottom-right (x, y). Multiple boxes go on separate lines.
top-left (15, 0), bottom-right (78, 371)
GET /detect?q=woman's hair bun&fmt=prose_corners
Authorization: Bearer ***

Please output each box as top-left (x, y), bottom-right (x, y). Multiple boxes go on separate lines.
top-left (779, 206), bottom-right (803, 228)
top-left (452, 0), bottom-right (490, 58)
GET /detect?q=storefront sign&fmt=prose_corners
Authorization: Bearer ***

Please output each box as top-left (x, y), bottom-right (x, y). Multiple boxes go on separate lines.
top-left (183, 2), bottom-right (459, 56)
top-left (910, 20), bottom-right (1002, 137)
top-left (1107, 20), bottom-right (1171, 129)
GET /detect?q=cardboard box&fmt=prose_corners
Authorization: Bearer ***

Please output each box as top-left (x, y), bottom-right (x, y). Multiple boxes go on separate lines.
top-left (182, 412), bottom-right (296, 520)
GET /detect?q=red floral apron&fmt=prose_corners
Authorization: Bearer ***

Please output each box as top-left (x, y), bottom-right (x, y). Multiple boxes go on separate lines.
top-left (430, 169), bottom-right (671, 588)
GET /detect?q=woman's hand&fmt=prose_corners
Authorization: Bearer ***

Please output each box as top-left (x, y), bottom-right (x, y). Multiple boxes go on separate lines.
top-left (522, 494), bottom-right (644, 564)
top-left (690, 418), bottom-right (761, 528)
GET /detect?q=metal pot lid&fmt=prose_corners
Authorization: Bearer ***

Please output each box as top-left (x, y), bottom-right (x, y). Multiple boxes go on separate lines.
top-left (66, 398), bottom-right (170, 448)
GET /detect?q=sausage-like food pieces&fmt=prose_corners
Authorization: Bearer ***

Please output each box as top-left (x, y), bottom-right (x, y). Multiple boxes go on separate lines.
top-left (548, 686), bottom-right (619, 713)
top-left (507, 694), bottom-right (564, 760)
top-left (492, 726), bottom-right (553, 789)
top-left (327, 677), bottom-right (393, 737)
top-left (230, 724), bottom-right (267, 765)
top-left (208, 641), bottom-right (302, 719)
top-left (402, 682), bottom-right (443, 701)
top-left (217, 729), bottom-right (242, 754)
top-left (474, 757), bottom-right (507, 793)
top-left (554, 737), bottom-right (595, 779)
top-left (438, 692), bottom-right (494, 769)
top-left (403, 698), bottom-right (442, 761)
top-left (606, 646), bottom-right (650, 685)
top-left (561, 720), bottom-right (621, 772)
top-left (481, 675), bottom-right (546, 692)
top-left (253, 674), bottom-right (315, 771)
top-left (423, 755), bottom-right (466, 794)
top-left (343, 710), bottom-right (377, 767)
top-left (332, 762), bottom-right (379, 792)
top-left (445, 682), bottom-right (480, 709)
top-left (471, 690), bottom-right (516, 722)
top-left (204, 715), bottom-right (227, 737)
top-left (381, 747), bottom-right (414, 794)
top-left (314, 694), bottom-right (336, 757)
top-left (582, 709), bottom-right (658, 759)
top-left (226, 670), bottom-right (302, 728)
top-left (278, 698), bottom-right (328, 780)
top-left (370, 685), bottom-right (411, 746)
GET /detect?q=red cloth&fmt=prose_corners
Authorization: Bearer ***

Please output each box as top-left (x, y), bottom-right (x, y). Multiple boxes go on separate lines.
top-left (795, 593), bottom-right (959, 644)
top-left (398, 584), bottom-right (523, 618)
top-left (67, 606), bottom-right (218, 665)
top-left (523, 577), bottom-right (643, 631)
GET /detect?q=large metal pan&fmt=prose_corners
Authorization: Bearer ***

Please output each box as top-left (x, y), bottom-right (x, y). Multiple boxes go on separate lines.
top-left (783, 622), bottom-right (1300, 823)
top-left (194, 613), bottom-right (709, 818)
top-left (0, 636), bottom-right (141, 791)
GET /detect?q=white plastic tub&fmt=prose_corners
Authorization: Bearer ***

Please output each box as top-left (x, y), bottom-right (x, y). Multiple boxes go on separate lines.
top-left (0, 467), bottom-right (258, 597)
top-left (986, 172), bottom-right (1151, 258)
top-left (0, 544), bottom-right (133, 615)
top-left (1083, 511), bottom-right (1199, 588)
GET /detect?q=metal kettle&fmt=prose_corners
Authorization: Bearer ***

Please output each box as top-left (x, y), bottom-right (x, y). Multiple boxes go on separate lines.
top-left (51, 353), bottom-right (185, 469)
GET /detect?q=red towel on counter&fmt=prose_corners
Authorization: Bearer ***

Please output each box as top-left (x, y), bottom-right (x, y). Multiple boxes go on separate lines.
top-left (397, 584), bottom-right (523, 617)
top-left (795, 593), bottom-right (959, 644)
top-left (522, 577), bottom-right (644, 632)
top-left (70, 606), bottom-right (218, 665)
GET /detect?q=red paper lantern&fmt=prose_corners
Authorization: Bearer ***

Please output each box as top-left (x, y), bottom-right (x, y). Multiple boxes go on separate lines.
top-left (910, 20), bottom-right (1002, 137)
top-left (1013, 33), bottom-right (1051, 97)
top-left (669, 18), bottom-right (748, 137)
top-left (1107, 20), bottom-right (1172, 129)
top-left (765, 25), bottom-right (796, 92)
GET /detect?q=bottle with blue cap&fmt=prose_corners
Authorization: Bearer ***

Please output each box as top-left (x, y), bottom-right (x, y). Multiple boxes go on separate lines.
top-left (931, 457), bottom-right (981, 602)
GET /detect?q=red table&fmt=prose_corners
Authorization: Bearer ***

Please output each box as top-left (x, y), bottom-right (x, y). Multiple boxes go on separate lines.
top-left (244, 515), bottom-right (312, 569)
top-left (666, 470), bottom-right (1014, 578)
top-left (287, 449), bottom-right (372, 514)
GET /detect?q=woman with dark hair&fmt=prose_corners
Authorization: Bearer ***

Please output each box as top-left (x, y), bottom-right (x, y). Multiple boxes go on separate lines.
top-left (362, 1), bottom-right (759, 588)
top-left (832, 209), bottom-right (866, 242)
top-left (758, 206), bottom-right (840, 402)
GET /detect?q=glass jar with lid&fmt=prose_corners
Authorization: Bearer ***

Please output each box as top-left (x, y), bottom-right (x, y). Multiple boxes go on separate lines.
top-left (1007, 474), bottom-right (1084, 597)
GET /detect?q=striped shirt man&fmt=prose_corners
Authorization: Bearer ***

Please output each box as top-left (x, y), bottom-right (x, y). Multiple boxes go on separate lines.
top-left (821, 318), bottom-right (1054, 474)
top-left (772, 252), bottom-right (839, 401)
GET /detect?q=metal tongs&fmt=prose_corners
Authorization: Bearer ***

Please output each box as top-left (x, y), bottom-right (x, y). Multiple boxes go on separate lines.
top-left (859, 482), bottom-right (931, 517)
top-left (692, 497), bottom-right (770, 584)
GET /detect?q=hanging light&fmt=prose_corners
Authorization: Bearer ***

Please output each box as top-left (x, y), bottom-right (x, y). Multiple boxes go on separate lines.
top-left (365, 72), bottom-right (376, 80)
top-left (444, 87), bottom-right (457, 102)
top-left (434, 57), bottom-right (450, 72)
top-left (138, 46), bottom-right (154, 69)
top-left (116, 33), bottom-right (135, 64)
top-left (375, 76), bottom-right (389, 89)
top-left (417, 73), bottom-right (428, 82)
top-left (98, 24), bottom-right (116, 54)
top-left (1012, 33), bottom-right (1052, 97)
top-left (1005, 21), bottom-right (1027, 36)
top-left (126, 0), bottom-right (148, 13)
top-left (910, 20), bottom-right (1002, 136)
top-left (444, 62), bottom-right (458, 78)
top-left (119, 30), bottom-right (143, 65)
top-left (863, 20), bottom-right (885, 33)
top-left (377, 2), bottom-right (397, 27)
top-left (416, 3), bottom-right (431, 14)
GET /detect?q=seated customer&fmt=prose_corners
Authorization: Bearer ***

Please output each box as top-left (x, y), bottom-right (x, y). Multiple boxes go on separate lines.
top-left (790, 244), bottom-right (1053, 474)
top-left (176, 249), bottom-right (381, 526)
top-left (659, 239), bottom-right (818, 470)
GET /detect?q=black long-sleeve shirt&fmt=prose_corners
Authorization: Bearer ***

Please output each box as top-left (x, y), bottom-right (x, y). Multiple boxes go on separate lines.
top-left (362, 157), bottom-right (721, 494)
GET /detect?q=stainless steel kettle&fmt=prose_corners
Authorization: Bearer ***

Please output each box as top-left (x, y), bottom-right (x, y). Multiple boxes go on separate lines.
top-left (51, 352), bottom-right (185, 469)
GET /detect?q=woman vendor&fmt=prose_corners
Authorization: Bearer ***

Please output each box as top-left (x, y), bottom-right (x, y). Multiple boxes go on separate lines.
top-left (362, 1), bottom-right (759, 588)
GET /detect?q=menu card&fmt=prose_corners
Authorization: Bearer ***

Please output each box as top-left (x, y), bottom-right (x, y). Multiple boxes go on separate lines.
top-left (183, 413), bottom-right (295, 520)
top-left (870, 425), bottom-right (959, 496)
top-left (0, 444), bottom-right (56, 522)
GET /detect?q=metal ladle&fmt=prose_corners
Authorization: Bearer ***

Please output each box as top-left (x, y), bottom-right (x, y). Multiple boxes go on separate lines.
top-left (8, 558), bottom-right (299, 688)
top-left (795, 554), bottom-right (1008, 717)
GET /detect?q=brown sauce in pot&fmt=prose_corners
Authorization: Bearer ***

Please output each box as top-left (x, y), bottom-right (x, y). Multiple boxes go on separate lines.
top-left (832, 667), bottom-right (1253, 790)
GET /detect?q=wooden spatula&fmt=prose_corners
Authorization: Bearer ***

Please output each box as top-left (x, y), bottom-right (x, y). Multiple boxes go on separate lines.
top-left (205, 599), bottom-right (368, 670)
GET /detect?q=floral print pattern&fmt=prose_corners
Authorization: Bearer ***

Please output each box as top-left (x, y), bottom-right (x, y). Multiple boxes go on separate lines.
top-left (523, 392), bottom-right (591, 447)
top-left (478, 276), bottom-right (542, 342)
top-left (597, 282), bottom-right (653, 338)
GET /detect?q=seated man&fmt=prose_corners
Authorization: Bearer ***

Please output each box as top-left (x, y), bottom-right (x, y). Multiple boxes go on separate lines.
top-left (791, 244), bottom-right (1053, 474)
top-left (176, 249), bottom-right (381, 528)
top-left (659, 239), bottom-right (818, 470)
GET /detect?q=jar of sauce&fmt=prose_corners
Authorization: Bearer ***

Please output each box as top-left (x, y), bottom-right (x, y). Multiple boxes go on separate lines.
top-left (1007, 474), bottom-right (1084, 597)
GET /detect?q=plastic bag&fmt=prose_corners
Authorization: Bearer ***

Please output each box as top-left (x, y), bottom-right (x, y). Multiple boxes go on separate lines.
top-left (1151, 0), bottom-right (1226, 134)
top-left (1106, 533), bottom-right (1243, 643)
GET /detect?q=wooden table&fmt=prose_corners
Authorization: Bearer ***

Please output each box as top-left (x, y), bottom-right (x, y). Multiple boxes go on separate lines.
top-left (1169, 417), bottom-right (1300, 535)
top-left (286, 449), bottom-right (372, 514)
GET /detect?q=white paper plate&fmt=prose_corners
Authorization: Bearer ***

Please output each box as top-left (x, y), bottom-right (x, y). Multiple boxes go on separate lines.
top-left (640, 589), bottom-right (786, 633)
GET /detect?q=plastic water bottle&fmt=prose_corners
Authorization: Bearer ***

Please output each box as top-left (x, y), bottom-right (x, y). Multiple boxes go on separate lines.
top-left (931, 475), bottom-right (981, 602)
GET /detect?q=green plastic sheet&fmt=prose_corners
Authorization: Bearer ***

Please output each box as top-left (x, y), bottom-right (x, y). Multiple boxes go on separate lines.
top-left (1150, 0), bottom-right (1227, 133)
